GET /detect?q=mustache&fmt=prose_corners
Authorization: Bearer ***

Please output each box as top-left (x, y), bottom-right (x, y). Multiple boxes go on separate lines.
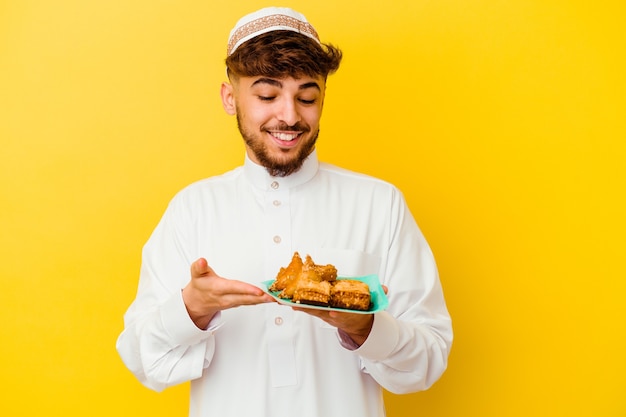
top-left (263, 122), bottom-right (310, 132)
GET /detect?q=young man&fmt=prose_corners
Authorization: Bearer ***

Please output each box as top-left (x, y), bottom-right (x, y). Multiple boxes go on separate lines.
top-left (117, 7), bottom-right (452, 417)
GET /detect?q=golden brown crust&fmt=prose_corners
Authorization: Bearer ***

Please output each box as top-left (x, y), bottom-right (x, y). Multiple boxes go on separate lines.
top-left (292, 280), bottom-right (331, 306)
top-left (269, 252), bottom-right (303, 292)
top-left (330, 280), bottom-right (371, 311)
top-left (280, 262), bottom-right (319, 299)
top-left (272, 253), bottom-right (337, 299)
top-left (304, 254), bottom-right (338, 282)
top-left (272, 253), bottom-right (372, 311)
top-left (312, 264), bottom-right (338, 282)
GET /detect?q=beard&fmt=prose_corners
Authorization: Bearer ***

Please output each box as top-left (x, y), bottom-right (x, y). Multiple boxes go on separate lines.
top-left (237, 114), bottom-right (318, 177)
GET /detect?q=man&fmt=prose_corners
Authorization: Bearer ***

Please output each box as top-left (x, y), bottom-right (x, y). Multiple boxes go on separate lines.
top-left (117, 7), bottom-right (452, 417)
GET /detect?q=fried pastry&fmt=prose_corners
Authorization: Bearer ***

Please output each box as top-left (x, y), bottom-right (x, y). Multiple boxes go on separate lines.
top-left (304, 254), bottom-right (337, 282)
top-left (269, 251), bottom-right (303, 292)
top-left (271, 252), bottom-right (372, 311)
top-left (330, 279), bottom-right (371, 311)
top-left (271, 252), bottom-right (337, 299)
top-left (280, 261), bottom-right (320, 299)
top-left (292, 280), bottom-right (331, 307)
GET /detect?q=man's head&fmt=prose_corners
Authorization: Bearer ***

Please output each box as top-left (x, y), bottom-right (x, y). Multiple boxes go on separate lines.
top-left (221, 8), bottom-right (342, 177)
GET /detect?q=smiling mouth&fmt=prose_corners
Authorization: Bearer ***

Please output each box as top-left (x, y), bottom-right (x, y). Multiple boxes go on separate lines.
top-left (269, 131), bottom-right (301, 141)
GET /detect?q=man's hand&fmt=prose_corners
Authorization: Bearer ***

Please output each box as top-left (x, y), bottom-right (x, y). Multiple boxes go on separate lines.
top-left (291, 284), bottom-right (387, 346)
top-left (182, 258), bottom-right (274, 329)
top-left (292, 307), bottom-right (374, 346)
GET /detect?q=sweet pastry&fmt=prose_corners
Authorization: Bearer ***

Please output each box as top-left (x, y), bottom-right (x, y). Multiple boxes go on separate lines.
top-left (292, 280), bottom-right (331, 306)
top-left (269, 251), bottom-right (303, 293)
top-left (270, 252), bottom-right (337, 299)
top-left (330, 279), bottom-right (371, 311)
top-left (280, 261), bottom-right (320, 299)
top-left (271, 252), bottom-right (372, 311)
top-left (308, 256), bottom-right (337, 282)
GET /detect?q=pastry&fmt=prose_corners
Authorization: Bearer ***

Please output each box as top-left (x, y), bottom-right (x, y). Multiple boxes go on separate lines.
top-left (330, 279), bottom-right (371, 311)
top-left (305, 255), bottom-right (337, 282)
top-left (269, 251), bottom-right (303, 292)
top-left (271, 252), bottom-right (372, 311)
top-left (292, 280), bottom-right (331, 307)
top-left (280, 261), bottom-right (320, 299)
top-left (271, 252), bottom-right (337, 299)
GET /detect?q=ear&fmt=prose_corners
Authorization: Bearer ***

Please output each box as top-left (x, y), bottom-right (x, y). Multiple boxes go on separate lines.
top-left (220, 82), bottom-right (236, 115)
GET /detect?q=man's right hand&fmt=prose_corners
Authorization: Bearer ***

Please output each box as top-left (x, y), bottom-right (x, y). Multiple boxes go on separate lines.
top-left (182, 257), bottom-right (274, 329)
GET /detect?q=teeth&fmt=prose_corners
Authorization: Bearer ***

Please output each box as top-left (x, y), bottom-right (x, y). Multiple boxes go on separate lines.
top-left (272, 132), bottom-right (299, 141)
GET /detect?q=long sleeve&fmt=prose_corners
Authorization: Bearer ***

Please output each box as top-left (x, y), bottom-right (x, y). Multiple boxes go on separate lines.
top-left (344, 187), bottom-right (452, 394)
top-left (340, 184), bottom-right (453, 394)
top-left (116, 193), bottom-right (219, 392)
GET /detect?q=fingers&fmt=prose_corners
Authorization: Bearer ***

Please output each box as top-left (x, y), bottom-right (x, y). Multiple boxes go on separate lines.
top-left (191, 257), bottom-right (214, 278)
top-left (190, 258), bottom-right (271, 298)
top-left (224, 280), bottom-right (267, 297)
top-left (221, 292), bottom-right (274, 307)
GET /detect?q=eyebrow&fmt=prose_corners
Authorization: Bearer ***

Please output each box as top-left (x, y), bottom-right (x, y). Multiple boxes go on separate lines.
top-left (251, 78), bottom-right (321, 92)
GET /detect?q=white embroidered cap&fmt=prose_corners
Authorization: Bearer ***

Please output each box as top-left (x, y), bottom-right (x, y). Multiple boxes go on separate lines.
top-left (227, 7), bottom-right (321, 56)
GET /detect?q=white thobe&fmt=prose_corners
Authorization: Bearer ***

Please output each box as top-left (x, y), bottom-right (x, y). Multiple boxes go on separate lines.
top-left (116, 150), bottom-right (452, 417)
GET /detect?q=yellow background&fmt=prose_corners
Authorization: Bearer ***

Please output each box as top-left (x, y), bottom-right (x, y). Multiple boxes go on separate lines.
top-left (1, 0), bottom-right (624, 416)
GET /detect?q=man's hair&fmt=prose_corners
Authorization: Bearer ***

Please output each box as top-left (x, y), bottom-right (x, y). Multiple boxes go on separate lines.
top-left (225, 30), bottom-right (342, 80)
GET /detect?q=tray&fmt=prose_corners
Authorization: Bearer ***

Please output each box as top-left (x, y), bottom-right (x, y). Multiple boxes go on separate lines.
top-left (261, 274), bottom-right (388, 314)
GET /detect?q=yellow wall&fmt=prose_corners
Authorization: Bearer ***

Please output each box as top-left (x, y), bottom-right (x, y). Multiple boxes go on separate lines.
top-left (1, 1), bottom-right (624, 416)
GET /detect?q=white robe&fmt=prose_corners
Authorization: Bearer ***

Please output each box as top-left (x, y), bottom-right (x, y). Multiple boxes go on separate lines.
top-left (117, 150), bottom-right (452, 417)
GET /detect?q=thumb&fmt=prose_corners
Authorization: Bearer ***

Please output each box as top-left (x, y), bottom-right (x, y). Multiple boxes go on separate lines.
top-left (191, 258), bottom-right (214, 278)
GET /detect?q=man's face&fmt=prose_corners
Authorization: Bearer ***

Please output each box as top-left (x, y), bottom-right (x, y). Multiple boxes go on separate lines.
top-left (221, 75), bottom-right (326, 177)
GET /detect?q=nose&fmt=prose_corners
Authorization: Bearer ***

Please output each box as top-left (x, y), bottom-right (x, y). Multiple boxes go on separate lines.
top-left (276, 99), bottom-right (301, 127)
